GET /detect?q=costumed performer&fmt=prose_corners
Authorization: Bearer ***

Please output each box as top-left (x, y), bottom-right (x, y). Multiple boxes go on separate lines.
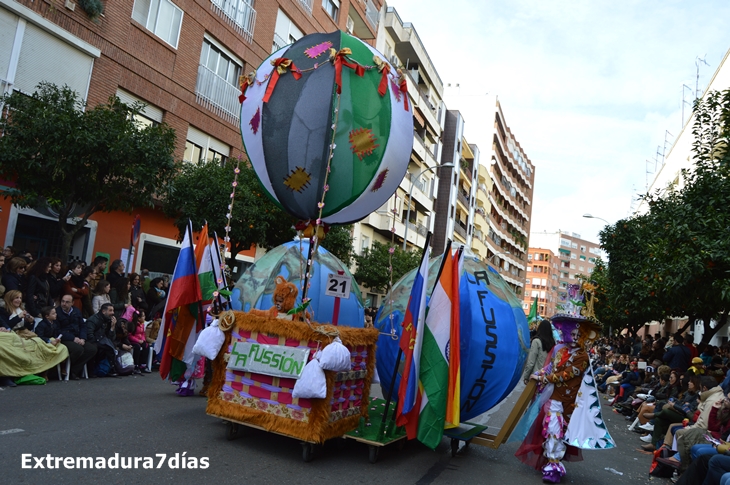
top-left (515, 282), bottom-right (614, 484)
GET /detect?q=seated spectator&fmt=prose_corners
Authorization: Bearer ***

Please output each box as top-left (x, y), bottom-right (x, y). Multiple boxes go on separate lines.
top-left (1, 257), bottom-right (27, 292)
top-left (106, 259), bottom-right (125, 287)
top-left (642, 375), bottom-right (702, 451)
top-left (62, 262), bottom-right (88, 312)
top-left (35, 306), bottom-right (61, 345)
top-left (113, 316), bottom-right (136, 373)
top-left (689, 357), bottom-right (707, 376)
top-left (0, 290), bottom-right (35, 331)
top-left (80, 267), bottom-right (96, 318)
top-left (610, 361), bottom-right (642, 405)
top-left (128, 273), bottom-right (148, 313)
top-left (91, 280), bottom-right (112, 315)
top-left (86, 303), bottom-right (118, 377)
top-left (25, 256), bottom-right (53, 318)
top-left (109, 277), bottom-right (132, 318)
top-left (0, 322), bottom-right (68, 386)
top-left (47, 258), bottom-right (70, 305)
top-left (56, 294), bottom-right (97, 380)
top-left (128, 310), bottom-right (150, 373)
top-left (146, 277), bottom-right (166, 318)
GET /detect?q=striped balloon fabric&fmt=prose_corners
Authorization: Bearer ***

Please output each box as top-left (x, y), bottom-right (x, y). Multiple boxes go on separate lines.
top-left (239, 31), bottom-right (413, 224)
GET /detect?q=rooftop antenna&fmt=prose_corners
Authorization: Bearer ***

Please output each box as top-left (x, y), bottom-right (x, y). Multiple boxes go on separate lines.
top-left (645, 159), bottom-right (654, 191)
top-left (662, 130), bottom-right (674, 167)
top-left (682, 84), bottom-right (693, 128)
top-left (695, 55), bottom-right (710, 99)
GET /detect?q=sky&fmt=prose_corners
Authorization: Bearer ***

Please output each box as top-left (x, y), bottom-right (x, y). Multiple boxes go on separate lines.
top-left (386, 0), bottom-right (730, 246)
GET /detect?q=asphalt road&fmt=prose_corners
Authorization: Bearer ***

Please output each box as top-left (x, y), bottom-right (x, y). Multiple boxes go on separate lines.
top-left (0, 373), bottom-right (664, 485)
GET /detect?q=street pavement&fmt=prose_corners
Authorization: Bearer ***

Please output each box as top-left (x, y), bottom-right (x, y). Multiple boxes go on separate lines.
top-left (0, 372), bottom-right (665, 485)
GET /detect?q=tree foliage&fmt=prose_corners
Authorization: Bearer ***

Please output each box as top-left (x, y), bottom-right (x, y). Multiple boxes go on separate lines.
top-left (0, 83), bottom-right (177, 261)
top-left (598, 89), bottom-right (730, 342)
top-left (163, 159), bottom-right (295, 267)
top-left (353, 241), bottom-right (421, 294)
top-left (319, 225), bottom-right (355, 267)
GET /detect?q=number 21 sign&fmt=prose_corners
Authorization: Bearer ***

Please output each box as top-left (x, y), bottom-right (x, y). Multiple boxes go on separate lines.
top-left (325, 273), bottom-right (351, 299)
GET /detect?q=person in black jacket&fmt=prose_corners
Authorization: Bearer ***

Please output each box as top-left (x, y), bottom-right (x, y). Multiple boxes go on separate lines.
top-left (1, 257), bottom-right (27, 293)
top-left (664, 333), bottom-right (692, 373)
top-left (35, 306), bottom-right (62, 345)
top-left (128, 273), bottom-right (148, 313)
top-left (57, 295), bottom-right (97, 380)
top-left (0, 289), bottom-right (35, 330)
top-left (25, 256), bottom-right (53, 318)
top-left (86, 303), bottom-right (118, 377)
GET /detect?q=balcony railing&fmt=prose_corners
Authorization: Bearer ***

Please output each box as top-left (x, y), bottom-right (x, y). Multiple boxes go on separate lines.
top-left (211, 0), bottom-right (256, 43)
top-left (454, 221), bottom-right (467, 238)
top-left (297, 0), bottom-right (314, 14)
top-left (195, 64), bottom-right (240, 125)
top-left (365, 0), bottom-right (378, 28)
top-left (406, 171), bottom-right (427, 193)
top-left (272, 33), bottom-right (288, 52)
top-left (457, 191), bottom-right (469, 207)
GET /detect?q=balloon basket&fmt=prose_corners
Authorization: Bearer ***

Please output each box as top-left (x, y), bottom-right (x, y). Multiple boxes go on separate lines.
top-left (206, 312), bottom-right (379, 458)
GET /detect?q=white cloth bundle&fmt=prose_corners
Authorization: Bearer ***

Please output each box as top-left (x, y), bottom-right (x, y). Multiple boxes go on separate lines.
top-left (192, 319), bottom-right (225, 360)
top-left (292, 352), bottom-right (327, 399)
top-left (319, 337), bottom-right (351, 372)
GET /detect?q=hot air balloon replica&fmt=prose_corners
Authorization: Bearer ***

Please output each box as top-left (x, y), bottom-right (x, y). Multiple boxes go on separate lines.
top-left (375, 249), bottom-right (530, 422)
top-left (206, 31), bottom-right (415, 461)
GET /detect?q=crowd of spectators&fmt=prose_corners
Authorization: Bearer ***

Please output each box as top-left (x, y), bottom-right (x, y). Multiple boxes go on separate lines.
top-left (0, 247), bottom-right (167, 388)
top-left (589, 332), bottom-right (730, 483)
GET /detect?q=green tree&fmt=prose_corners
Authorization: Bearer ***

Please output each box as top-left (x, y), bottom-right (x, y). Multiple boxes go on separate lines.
top-left (0, 83), bottom-right (176, 261)
top-left (319, 225), bottom-right (355, 267)
top-left (353, 241), bottom-right (421, 294)
top-left (163, 159), bottom-right (295, 268)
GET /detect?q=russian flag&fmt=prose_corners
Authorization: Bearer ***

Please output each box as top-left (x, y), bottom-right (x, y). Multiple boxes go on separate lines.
top-left (395, 233), bottom-right (431, 439)
top-left (155, 221), bottom-right (202, 379)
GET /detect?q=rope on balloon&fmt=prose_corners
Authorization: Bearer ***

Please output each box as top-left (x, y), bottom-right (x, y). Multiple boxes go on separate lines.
top-left (219, 157), bottom-right (242, 288)
top-left (382, 196), bottom-right (399, 340)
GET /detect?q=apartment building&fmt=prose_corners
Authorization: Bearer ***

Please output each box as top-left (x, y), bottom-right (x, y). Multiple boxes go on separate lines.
top-left (522, 247), bottom-right (558, 318)
top-left (432, 111), bottom-right (480, 257)
top-left (0, 0), bottom-right (380, 273)
top-left (353, 5), bottom-right (445, 296)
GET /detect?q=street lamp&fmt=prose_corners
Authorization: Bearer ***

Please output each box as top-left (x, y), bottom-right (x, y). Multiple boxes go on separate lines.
top-left (583, 213), bottom-right (609, 224)
top-left (403, 162), bottom-right (455, 250)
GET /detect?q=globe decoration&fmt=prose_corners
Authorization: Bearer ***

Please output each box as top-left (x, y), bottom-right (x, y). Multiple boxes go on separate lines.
top-left (239, 31), bottom-right (413, 225)
top-left (375, 251), bottom-right (530, 420)
top-left (230, 239), bottom-right (365, 328)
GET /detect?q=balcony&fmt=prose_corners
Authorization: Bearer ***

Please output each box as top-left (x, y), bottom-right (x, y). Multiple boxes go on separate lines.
top-left (454, 220), bottom-right (467, 239)
top-left (457, 191), bottom-right (469, 208)
top-left (211, 0), bottom-right (256, 43)
top-left (406, 171), bottom-right (427, 193)
top-left (297, 0), bottom-right (314, 14)
top-left (195, 64), bottom-right (240, 125)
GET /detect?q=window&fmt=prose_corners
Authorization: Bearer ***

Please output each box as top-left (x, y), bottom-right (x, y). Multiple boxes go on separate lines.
top-left (322, 0), bottom-right (339, 21)
top-left (570, 263), bottom-right (575, 269)
top-left (196, 36), bottom-right (242, 124)
top-left (541, 278), bottom-right (547, 286)
top-left (526, 266), bottom-right (532, 272)
top-left (184, 126), bottom-right (230, 165)
top-left (527, 254), bottom-right (533, 261)
top-left (116, 89), bottom-right (163, 128)
top-left (210, 0), bottom-right (256, 43)
top-left (132, 0), bottom-right (184, 48)
top-left (580, 245), bottom-right (586, 252)
top-left (571, 242), bottom-right (578, 249)
top-left (579, 255), bottom-right (586, 261)
top-left (579, 266), bottom-right (584, 271)
top-left (570, 254), bottom-right (576, 259)
top-left (273, 9), bottom-right (303, 52)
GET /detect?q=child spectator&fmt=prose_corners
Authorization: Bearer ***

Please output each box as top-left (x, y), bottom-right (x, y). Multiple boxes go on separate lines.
top-left (127, 310), bottom-right (151, 373)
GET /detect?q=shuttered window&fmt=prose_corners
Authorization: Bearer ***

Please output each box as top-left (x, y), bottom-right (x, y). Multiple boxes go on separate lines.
top-left (132, 0), bottom-right (183, 49)
top-left (14, 23), bottom-right (93, 99)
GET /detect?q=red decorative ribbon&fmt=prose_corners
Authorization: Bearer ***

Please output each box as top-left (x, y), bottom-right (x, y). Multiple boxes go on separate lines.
top-left (399, 77), bottom-right (409, 111)
top-left (331, 48), bottom-right (364, 95)
top-left (377, 63), bottom-right (391, 97)
top-left (262, 58), bottom-right (302, 103)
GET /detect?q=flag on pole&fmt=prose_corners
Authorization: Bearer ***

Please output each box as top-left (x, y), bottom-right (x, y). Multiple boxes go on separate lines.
top-left (155, 221), bottom-right (202, 379)
top-left (210, 232), bottom-right (232, 299)
top-left (417, 242), bottom-right (459, 449)
top-left (395, 233), bottom-right (431, 439)
top-left (195, 224), bottom-right (218, 302)
top-left (527, 296), bottom-right (538, 323)
top-left (445, 246), bottom-right (463, 429)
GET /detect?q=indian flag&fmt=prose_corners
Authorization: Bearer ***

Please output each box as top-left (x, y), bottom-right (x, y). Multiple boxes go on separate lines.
top-left (417, 243), bottom-right (460, 449)
top-left (194, 224), bottom-right (217, 302)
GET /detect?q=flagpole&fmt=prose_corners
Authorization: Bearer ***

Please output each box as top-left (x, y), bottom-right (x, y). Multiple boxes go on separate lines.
top-left (380, 232), bottom-right (432, 437)
top-left (211, 231), bottom-right (231, 310)
top-left (193, 222), bottom-right (206, 332)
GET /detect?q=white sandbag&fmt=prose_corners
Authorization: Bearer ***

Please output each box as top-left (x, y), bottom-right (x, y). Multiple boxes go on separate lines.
top-left (192, 319), bottom-right (225, 360)
top-left (292, 354), bottom-right (327, 399)
top-left (319, 337), bottom-right (351, 372)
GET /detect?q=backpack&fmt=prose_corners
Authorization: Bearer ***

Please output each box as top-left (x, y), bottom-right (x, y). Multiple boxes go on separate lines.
top-left (115, 350), bottom-right (135, 376)
top-left (95, 358), bottom-right (113, 377)
top-left (648, 446), bottom-right (676, 478)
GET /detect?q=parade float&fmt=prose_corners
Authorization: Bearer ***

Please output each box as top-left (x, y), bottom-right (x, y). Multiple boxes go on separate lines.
top-left (200, 30), bottom-right (535, 462)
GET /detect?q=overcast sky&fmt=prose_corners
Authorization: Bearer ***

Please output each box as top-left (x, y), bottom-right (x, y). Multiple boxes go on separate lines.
top-left (387, 0), bottom-right (730, 245)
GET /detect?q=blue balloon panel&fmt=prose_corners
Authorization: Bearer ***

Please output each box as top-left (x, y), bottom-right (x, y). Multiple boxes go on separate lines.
top-left (375, 251), bottom-right (529, 420)
top-left (231, 239), bottom-right (365, 328)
